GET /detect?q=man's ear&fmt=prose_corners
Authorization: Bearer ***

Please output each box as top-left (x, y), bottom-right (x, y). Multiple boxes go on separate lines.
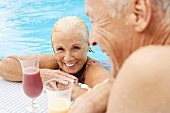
top-left (128, 0), bottom-right (152, 32)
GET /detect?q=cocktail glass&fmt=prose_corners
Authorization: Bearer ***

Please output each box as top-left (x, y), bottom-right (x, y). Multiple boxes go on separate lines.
top-left (44, 78), bottom-right (74, 113)
top-left (18, 54), bottom-right (43, 112)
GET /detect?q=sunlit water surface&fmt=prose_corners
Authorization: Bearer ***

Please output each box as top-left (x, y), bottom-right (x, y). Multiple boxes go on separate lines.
top-left (0, 0), bottom-right (110, 69)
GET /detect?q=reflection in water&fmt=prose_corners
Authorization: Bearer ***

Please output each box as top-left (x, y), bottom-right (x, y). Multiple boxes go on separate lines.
top-left (0, 0), bottom-right (109, 65)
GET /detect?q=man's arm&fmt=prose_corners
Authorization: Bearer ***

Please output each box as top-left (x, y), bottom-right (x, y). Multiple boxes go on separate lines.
top-left (69, 79), bottom-right (113, 113)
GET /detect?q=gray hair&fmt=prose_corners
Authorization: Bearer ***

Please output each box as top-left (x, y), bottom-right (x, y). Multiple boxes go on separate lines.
top-left (105, 0), bottom-right (170, 25)
top-left (52, 16), bottom-right (89, 42)
top-left (152, 0), bottom-right (170, 25)
top-left (104, 0), bottom-right (129, 18)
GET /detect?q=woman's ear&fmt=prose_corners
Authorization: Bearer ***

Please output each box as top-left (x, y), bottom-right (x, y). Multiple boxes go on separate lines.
top-left (88, 42), bottom-right (90, 47)
top-left (87, 42), bottom-right (90, 52)
top-left (127, 0), bottom-right (152, 32)
top-left (51, 36), bottom-right (55, 53)
top-left (52, 44), bottom-right (55, 53)
top-left (87, 42), bottom-right (95, 53)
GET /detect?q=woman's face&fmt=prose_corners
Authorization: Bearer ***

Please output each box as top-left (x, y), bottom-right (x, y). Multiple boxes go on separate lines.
top-left (52, 32), bottom-right (89, 74)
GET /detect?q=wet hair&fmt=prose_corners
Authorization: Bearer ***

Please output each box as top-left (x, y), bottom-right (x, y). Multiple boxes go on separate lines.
top-left (105, 0), bottom-right (170, 25)
top-left (51, 16), bottom-right (95, 53)
top-left (52, 16), bottom-right (89, 43)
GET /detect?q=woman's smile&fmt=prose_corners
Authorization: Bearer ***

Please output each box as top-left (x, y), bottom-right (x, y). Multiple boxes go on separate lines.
top-left (64, 62), bottom-right (77, 67)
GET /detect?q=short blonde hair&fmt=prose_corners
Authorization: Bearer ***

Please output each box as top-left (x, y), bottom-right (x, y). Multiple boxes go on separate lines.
top-left (52, 16), bottom-right (89, 42)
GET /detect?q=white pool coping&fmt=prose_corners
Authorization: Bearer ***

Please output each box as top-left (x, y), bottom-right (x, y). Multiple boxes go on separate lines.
top-left (0, 77), bottom-right (48, 113)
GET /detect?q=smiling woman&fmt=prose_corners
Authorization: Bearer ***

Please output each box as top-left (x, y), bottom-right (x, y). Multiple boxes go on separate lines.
top-left (0, 16), bottom-right (112, 101)
top-left (52, 16), bottom-right (89, 76)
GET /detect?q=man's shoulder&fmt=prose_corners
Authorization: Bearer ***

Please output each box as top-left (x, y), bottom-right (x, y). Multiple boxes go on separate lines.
top-left (127, 45), bottom-right (170, 64)
top-left (119, 45), bottom-right (170, 81)
top-left (134, 45), bottom-right (170, 56)
top-left (122, 45), bottom-right (170, 73)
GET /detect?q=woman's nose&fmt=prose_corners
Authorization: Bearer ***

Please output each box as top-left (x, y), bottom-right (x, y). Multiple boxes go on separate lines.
top-left (64, 52), bottom-right (73, 61)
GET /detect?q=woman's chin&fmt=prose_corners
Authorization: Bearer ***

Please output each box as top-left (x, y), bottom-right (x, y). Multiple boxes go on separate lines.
top-left (63, 69), bottom-right (77, 75)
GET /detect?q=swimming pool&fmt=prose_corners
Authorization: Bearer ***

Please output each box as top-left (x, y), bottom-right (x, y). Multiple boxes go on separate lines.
top-left (0, 0), bottom-right (110, 69)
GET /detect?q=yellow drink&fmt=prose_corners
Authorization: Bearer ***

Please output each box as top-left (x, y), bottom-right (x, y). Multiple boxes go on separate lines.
top-left (48, 98), bottom-right (70, 113)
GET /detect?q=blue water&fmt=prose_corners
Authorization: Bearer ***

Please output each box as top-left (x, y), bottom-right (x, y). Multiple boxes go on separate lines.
top-left (0, 0), bottom-right (110, 67)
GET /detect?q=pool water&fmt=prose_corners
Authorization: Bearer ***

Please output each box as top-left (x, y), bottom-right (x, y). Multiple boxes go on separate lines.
top-left (0, 0), bottom-right (110, 69)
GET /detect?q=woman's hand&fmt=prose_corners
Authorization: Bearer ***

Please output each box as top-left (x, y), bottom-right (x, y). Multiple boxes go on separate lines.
top-left (40, 69), bottom-right (78, 84)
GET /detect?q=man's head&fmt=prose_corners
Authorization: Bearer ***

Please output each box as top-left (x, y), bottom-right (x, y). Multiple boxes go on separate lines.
top-left (85, 0), bottom-right (170, 76)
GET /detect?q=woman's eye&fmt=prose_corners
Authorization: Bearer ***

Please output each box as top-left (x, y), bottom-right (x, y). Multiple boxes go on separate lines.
top-left (73, 46), bottom-right (80, 50)
top-left (56, 48), bottom-right (64, 51)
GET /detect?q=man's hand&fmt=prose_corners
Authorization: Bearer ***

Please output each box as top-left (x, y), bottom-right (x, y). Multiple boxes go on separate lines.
top-left (69, 79), bottom-right (113, 113)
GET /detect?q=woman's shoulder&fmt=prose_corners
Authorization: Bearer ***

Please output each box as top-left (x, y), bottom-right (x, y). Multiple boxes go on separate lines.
top-left (86, 57), bottom-right (101, 68)
top-left (85, 57), bottom-right (111, 76)
top-left (84, 57), bottom-right (112, 87)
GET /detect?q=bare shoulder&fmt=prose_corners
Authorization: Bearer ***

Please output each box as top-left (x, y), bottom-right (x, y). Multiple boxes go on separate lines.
top-left (129, 45), bottom-right (170, 60)
top-left (85, 57), bottom-right (109, 72)
top-left (84, 57), bottom-right (112, 87)
top-left (108, 46), bottom-right (170, 112)
top-left (119, 45), bottom-right (170, 80)
top-left (124, 45), bottom-right (170, 68)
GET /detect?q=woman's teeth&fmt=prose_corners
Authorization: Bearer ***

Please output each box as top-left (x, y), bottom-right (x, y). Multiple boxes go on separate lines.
top-left (65, 63), bottom-right (75, 67)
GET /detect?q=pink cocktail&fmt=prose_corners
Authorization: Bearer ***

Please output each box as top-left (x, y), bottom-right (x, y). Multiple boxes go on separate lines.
top-left (19, 54), bottom-right (42, 112)
top-left (23, 67), bottom-right (42, 98)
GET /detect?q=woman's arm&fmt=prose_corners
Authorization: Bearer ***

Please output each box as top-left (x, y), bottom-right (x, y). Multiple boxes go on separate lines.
top-left (0, 54), bottom-right (58, 81)
top-left (39, 54), bottom-right (58, 69)
top-left (0, 56), bottom-right (22, 81)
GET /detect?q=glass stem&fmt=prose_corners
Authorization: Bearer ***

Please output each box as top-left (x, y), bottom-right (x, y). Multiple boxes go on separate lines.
top-left (32, 98), bottom-right (39, 108)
